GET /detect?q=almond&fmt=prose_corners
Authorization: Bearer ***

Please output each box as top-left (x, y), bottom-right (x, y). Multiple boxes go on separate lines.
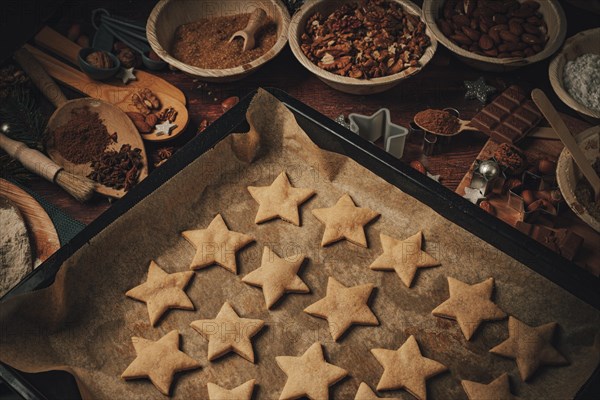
top-left (523, 23), bottom-right (541, 35)
top-left (452, 14), bottom-right (471, 27)
top-left (522, 33), bottom-right (542, 44)
top-left (438, 19), bottom-right (453, 36)
top-left (508, 20), bottom-right (523, 36)
top-left (479, 34), bottom-right (494, 50)
top-left (499, 30), bottom-right (519, 43)
top-left (221, 96), bottom-right (239, 112)
top-left (462, 26), bottom-right (481, 41)
top-left (484, 48), bottom-right (499, 57)
top-left (451, 32), bottom-right (473, 46)
top-left (498, 42), bottom-right (518, 52)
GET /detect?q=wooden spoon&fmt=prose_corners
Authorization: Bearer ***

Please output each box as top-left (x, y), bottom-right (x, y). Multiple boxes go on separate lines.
top-left (229, 8), bottom-right (267, 51)
top-left (413, 109), bottom-right (479, 136)
top-left (532, 88), bottom-right (600, 201)
top-left (15, 47), bottom-right (148, 199)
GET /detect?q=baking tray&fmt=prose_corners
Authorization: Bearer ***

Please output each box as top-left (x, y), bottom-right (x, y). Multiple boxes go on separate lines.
top-left (0, 88), bottom-right (598, 400)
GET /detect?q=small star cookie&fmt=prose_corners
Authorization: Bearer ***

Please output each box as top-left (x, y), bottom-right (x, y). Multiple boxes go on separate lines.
top-left (276, 342), bottom-right (347, 400)
top-left (121, 330), bottom-right (200, 396)
top-left (190, 301), bottom-right (264, 363)
top-left (247, 171), bottom-right (315, 226)
top-left (182, 214), bottom-right (254, 274)
top-left (242, 246), bottom-right (309, 309)
top-left (304, 277), bottom-right (378, 341)
top-left (355, 382), bottom-right (401, 399)
top-left (461, 373), bottom-right (516, 400)
top-left (125, 261), bottom-right (194, 326)
top-left (432, 277), bottom-right (506, 340)
top-left (489, 316), bottom-right (568, 381)
top-left (369, 231), bottom-right (440, 287)
top-left (207, 379), bottom-right (256, 400)
top-left (371, 335), bottom-right (447, 400)
top-left (312, 193), bottom-right (379, 247)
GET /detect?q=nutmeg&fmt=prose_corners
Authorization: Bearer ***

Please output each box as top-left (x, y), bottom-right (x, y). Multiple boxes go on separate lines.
top-left (479, 200), bottom-right (496, 215)
top-left (410, 160), bottom-right (426, 174)
top-left (117, 47), bottom-right (141, 69)
top-left (85, 50), bottom-right (113, 69)
top-left (537, 158), bottom-right (556, 176)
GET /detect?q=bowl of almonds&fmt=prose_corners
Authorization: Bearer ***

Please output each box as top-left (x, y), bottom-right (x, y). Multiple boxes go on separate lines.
top-left (422, 0), bottom-right (567, 71)
top-left (288, 0), bottom-right (437, 95)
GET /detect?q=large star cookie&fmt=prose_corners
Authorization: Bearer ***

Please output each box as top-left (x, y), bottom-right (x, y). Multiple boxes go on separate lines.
top-left (312, 193), bottom-right (379, 247)
top-left (371, 335), bottom-right (447, 400)
top-left (125, 261), bottom-right (194, 326)
top-left (121, 330), bottom-right (200, 396)
top-left (182, 214), bottom-right (254, 274)
top-left (276, 342), bottom-right (347, 400)
top-left (355, 382), bottom-right (401, 399)
top-left (304, 277), bottom-right (378, 341)
top-left (247, 171), bottom-right (315, 226)
top-left (190, 301), bottom-right (264, 363)
top-left (369, 231), bottom-right (440, 287)
top-left (242, 246), bottom-right (309, 308)
top-left (207, 379), bottom-right (255, 400)
top-left (489, 316), bottom-right (568, 381)
top-left (461, 373), bottom-right (516, 400)
top-left (432, 277), bottom-right (506, 340)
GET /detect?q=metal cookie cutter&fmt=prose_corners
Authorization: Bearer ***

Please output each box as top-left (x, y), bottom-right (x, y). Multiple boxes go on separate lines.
top-left (348, 108), bottom-right (409, 159)
top-left (417, 107), bottom-right (461, 156)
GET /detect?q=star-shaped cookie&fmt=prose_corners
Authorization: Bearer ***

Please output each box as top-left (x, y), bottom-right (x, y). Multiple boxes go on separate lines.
top-left (207, 379), bottom-right (256, 400)
top-left (121, 330), bottom-right (200, 396)
top-left (190, 301), bottom-right (264, 363)
top-left (312, 194), bottom-right (379, 247)
top-left (432, 277), bottom-right (506, 340)
top-left (355, 382), bottom-right (401, 399)
top-left (369, 232), bottom-right (440, 288)
top-left (242, 246), bottom-right (309, 309)
top-left (489, 316), bottom-right (568, 381)
top-left (276, 342), bottom-right (347, 400)
top-left (461, 373), bottom-right (516, 400)
top-left (371, 335), bottom-right (447, 400)
top-left (182, 214), bottom-right (254, 274)
top-left (304, 277), bottom-right (378, 341)
top-left (125, 261), bottom-right (194, 326)
top-left (247, 171), bottom-right (315, 226)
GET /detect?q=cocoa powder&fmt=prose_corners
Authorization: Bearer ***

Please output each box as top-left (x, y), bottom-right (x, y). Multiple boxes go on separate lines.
top-left (414, 109), bottom-right (460, 135)
top-left (50, 107), bottom-right (112, 164)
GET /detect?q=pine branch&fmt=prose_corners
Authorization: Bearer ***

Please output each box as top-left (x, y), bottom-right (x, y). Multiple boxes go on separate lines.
top-left (0, 85), bottom-right (45, 150)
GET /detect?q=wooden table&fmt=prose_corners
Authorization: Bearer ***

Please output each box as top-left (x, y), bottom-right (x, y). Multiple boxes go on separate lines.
top-left (23, 0), bottom-right (599, 226)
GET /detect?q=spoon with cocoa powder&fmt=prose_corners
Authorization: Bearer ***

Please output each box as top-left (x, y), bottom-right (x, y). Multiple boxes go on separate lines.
top-left (413, 108), bottom-right (479, 136)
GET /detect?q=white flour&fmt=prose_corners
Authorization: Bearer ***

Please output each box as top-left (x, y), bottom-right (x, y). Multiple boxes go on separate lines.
top-left (563, 53), bottom-right (600, 112)
top-left (0, 198), bottom-right (33, 297)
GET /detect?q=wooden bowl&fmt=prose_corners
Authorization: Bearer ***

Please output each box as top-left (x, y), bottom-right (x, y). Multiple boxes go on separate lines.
top-left (549, 28), bottom-right (600, 123)
top-left (556, 125), bottom-right (600, 233)
top-left (288, 0), bottom-right (437, 95)
top-left (422, 0), bottom-right (567, 72)
top-left (146, 0), bottom-right (290, 82)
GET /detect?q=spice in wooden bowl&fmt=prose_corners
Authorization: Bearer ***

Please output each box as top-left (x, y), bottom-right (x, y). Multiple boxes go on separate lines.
top-left (171, 14), bottom-right (278, 69)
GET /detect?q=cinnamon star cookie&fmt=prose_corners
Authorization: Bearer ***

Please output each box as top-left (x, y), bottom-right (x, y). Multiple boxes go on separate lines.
top-left (371, 335), bottom-right (447, 400)
top-left (355, 382), bottom-right (401, 399)
top-left (182, 214), bottom-right (254, 274)
top-left (461, 373), bottom-right (516, 400)
top-left (242, 246), bottom-right (309, 309)
top-left (276, 342), bottom-right (347, 400)
top-left (190, 301), bottom-right (264, 363)
top-left (125, 261), bottom-right (194, 326)
top-left (369, 231), bottom-right (440, 287)
top-left (489, 316), bottom-right (568, 381)
top-left (121, 330), bottom-right (200, 396)
top-left (312, 193), bottom-right (379, 247)
top-left (432, 277), bottom-right (506, 340)
top-left (247, 171), bottom-right (315, 226)
top-left (304, 277), bottom-right (378, 341)
top-left (207, 379), bottom-right (256, 400)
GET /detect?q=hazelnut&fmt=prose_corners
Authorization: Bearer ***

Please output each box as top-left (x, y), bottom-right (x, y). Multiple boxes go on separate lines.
top-left (538, 158), bottom-right (556, 175)
top-left (117, 47), bottom-right (141, 68)
top-left (505, 178), bottom-right (522, 191)
top-left (67, 23), bottom-right (81, 42)
top-left (409, 160), bottom-right (426, 174)
top-left (521, 189), bottom-right (535, 206)
top-left (479, 200), bottom-right (496, 215)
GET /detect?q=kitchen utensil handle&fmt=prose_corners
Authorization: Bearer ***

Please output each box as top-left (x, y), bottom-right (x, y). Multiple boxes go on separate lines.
top-left (245, 8), bottom-right (267, 35)
top-left (532, 89), bottom-right (600, 200)
top-left (34, 26), bottom-right (81, 64)
top-left (13, 48), bottom-right (68, 108)
top-left (0, 133), bottom-right (62, 182)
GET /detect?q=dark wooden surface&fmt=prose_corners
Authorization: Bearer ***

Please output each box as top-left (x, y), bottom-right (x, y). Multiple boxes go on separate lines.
top-left (19, 0), bottom-right (600, 224)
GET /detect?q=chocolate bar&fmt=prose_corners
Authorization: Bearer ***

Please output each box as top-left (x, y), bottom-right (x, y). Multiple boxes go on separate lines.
top-left (515, 221), bottom-right (583, 261)
top-left (471, 86), bottom-right (543, 144)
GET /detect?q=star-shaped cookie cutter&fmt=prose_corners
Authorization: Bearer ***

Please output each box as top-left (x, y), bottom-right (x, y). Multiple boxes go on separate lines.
top-left (348, 108), bottom-right (408, 159)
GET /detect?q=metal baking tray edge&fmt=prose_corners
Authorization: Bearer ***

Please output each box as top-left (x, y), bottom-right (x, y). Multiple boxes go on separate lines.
top-left (1, 88), bottom-right (598, 400)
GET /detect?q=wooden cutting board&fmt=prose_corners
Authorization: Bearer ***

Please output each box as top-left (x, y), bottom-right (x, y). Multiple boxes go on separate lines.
top-left (0, 179), bottom-right (59, 265)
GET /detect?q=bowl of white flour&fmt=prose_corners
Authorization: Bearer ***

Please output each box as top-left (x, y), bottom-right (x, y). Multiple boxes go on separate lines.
top-left (549, 28), bottom-right (600, 122)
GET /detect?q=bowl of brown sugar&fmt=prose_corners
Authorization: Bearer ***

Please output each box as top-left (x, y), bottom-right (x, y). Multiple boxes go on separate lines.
top-left (147, 0), bottom-right (290, 82)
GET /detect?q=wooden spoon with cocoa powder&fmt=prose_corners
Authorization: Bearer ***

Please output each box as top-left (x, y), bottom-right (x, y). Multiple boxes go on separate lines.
top-left (413, 108), bottom-right (479, 136)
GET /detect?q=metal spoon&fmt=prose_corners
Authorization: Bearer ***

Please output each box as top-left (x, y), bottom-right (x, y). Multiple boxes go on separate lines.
top-left (228, 8), bottom-right (267, 51)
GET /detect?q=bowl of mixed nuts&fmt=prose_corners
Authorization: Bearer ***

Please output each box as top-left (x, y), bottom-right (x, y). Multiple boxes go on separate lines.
top-left (422, 0), bottom-right (567, 71)
top-left (289, 0), bottom-right (437, 95)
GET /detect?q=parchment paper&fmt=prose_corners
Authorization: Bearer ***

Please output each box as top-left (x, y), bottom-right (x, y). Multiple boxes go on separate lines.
top-left (1, 89), bottom-right (598, 399)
